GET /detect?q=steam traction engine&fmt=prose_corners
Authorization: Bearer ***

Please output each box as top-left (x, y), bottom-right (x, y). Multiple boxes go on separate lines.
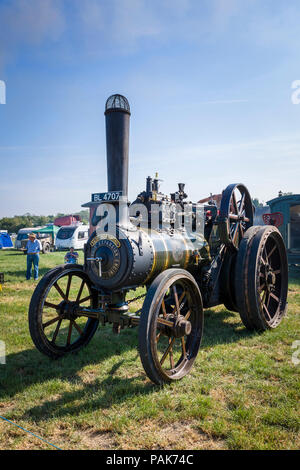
top-left (28, 95), bottom-right (288, 385)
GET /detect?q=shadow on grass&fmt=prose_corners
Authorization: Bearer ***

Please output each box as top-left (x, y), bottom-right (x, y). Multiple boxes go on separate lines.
top-left (0, 306), bottom-right (257, 423)
top-left (2, 252), bottom-right (24, 256)
top-left (4, 267), bottom-right (52, 281)
top-left (1, 327), bottom-right (156, 422)
top-left (202, 308), bottom-right (258, 348)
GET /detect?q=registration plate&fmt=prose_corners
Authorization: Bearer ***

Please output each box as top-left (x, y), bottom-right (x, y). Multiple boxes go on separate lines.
top-left (91, 191), bottom-right (122, 202)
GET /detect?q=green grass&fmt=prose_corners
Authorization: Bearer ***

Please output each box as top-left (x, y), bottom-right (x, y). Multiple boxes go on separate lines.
top-left (0, 249), bottom-right (299, 450)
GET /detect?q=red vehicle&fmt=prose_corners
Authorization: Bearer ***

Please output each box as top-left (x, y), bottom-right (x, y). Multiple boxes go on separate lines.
top-left (54, 215), bottom-right (81, 227)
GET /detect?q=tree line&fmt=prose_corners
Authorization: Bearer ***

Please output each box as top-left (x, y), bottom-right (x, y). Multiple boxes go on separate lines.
top-left (0, 210), bottom-right (89, 233)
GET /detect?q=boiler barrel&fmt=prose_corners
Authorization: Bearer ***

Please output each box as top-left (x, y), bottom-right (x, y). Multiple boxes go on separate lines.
top-left (84, 227), bottom-right (210, 290)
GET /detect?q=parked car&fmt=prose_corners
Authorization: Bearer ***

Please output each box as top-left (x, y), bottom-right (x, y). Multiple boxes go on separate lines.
top-left (55, 224), bottom-right (89, 250)
top-left (15, 227), bottom-right (42, 250)
top-left (20, 232), bottom-right (53, 254)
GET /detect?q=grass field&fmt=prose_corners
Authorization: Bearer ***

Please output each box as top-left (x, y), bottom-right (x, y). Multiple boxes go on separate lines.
top-left (0, 249), bottom-right (299, 450)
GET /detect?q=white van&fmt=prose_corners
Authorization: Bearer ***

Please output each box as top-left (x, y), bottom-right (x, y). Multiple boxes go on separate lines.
top-left (55, 224), bottom-right (89, 250)
top-left (15, 227), bottom-right (43, 250)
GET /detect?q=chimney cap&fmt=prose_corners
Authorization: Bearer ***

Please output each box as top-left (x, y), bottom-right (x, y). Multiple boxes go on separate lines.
top-left (105, 94), bottom-right (130, 114)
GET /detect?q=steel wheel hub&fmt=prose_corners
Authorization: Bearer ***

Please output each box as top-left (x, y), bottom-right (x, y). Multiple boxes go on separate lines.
top-left (262, 263), bottom-right (276, 292)
top-left (158, 314), bottom-right (192, 339)
top-left (58, 300), bottom-right (78, 320)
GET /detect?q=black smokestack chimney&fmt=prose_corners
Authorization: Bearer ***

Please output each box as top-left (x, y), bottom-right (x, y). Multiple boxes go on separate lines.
top-left (105, 94), bottom-right (130, 197)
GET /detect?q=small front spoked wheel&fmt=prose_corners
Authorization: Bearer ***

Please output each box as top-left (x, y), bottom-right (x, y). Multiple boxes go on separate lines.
top-left (139, 269), bottom-right (203, 385)
top-left (29, 264), bottom-right (99, 359)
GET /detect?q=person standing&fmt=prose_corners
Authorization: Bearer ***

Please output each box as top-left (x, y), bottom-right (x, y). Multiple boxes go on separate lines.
top-left (26, 233), bottom-right (41, 280)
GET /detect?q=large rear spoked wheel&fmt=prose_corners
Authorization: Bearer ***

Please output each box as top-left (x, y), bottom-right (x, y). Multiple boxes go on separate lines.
top-left (139, 269), bottom-right (203, 385)
top-left (235, 226), bottom-right (288, 331)
top-left (29, 264), bottom-right (99, 358)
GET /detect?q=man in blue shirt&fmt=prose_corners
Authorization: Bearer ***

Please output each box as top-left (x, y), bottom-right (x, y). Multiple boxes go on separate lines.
top-left (64, 247), bottom-right (79, 264)
top-left (26, 233), bottom-right (41, 280)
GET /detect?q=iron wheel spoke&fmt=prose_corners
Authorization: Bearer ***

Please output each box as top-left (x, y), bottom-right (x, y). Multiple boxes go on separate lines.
top-left (78, 295), bottom-right (92, 304)
top-left (66, 274), bottom-right (72, 300)
top-left (261, 290), bottom-right (267, 304)
top-left (160, 337), bottom-right (176, 366)
top-left (169, 339), bottom-right (175, 369)
top-left (269, 292), bottom-right (279, 303)
top-left (157, 317), bottom-right (174, 328)
top-left (172, 285), bottom-right (180, 318)
top-left (260, 257), bottom-right (266, 266)
top-left (76, 279), bottom-right (86, 303)
top-left (73, 320), bottom-right (83, 336)
top-left (171, 289), bottom-right (185, 317)
top-left (231, 191), bottom-right (239, 215)
top-left (184, 310), bottom-right (191, 320)
top-left (51, 318), bottom-right (62, 343)
top-left (258, 283), bottom-right (266, 293)
top-left (232, 222), bottom-right (239, 246)
top-left (44, 301), bottom-right (59, 310)
top-left (161, 299), bottom-right (167, 318)
top-left (263, 303), bottom-right (272, 320)
top-left (54, 282), bottom-right (67, 300)
top-left (267, 244), bottom-right (277, 260)
top-left (238, 221), bottom-right (244, 239)
top-left (43, 316), bottom-right (61, 329)
top-left (238, 192), bottom-right (246, 214)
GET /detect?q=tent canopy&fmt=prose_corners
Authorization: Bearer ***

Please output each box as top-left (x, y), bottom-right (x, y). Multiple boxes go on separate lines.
top-left (31, 225), bottom-right (60, 237)
top-left (32, 225), bottom-right (59, 234)
top-left (0, 232), bottom-right (13, 248)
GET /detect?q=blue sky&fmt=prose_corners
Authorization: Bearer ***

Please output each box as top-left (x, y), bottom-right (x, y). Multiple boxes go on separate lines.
top-left (0, 0), bottom-right (299, 217)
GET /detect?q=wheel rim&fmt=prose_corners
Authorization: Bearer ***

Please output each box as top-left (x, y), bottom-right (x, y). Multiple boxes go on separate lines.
top-left (219, 184), bottom-right (253, 249)
top-left (40, 270), bottom-right (96, 351)
top-left (151, 278), bottom-right (202, 381)
top-left (257, 233), bottom-right (287, 327)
